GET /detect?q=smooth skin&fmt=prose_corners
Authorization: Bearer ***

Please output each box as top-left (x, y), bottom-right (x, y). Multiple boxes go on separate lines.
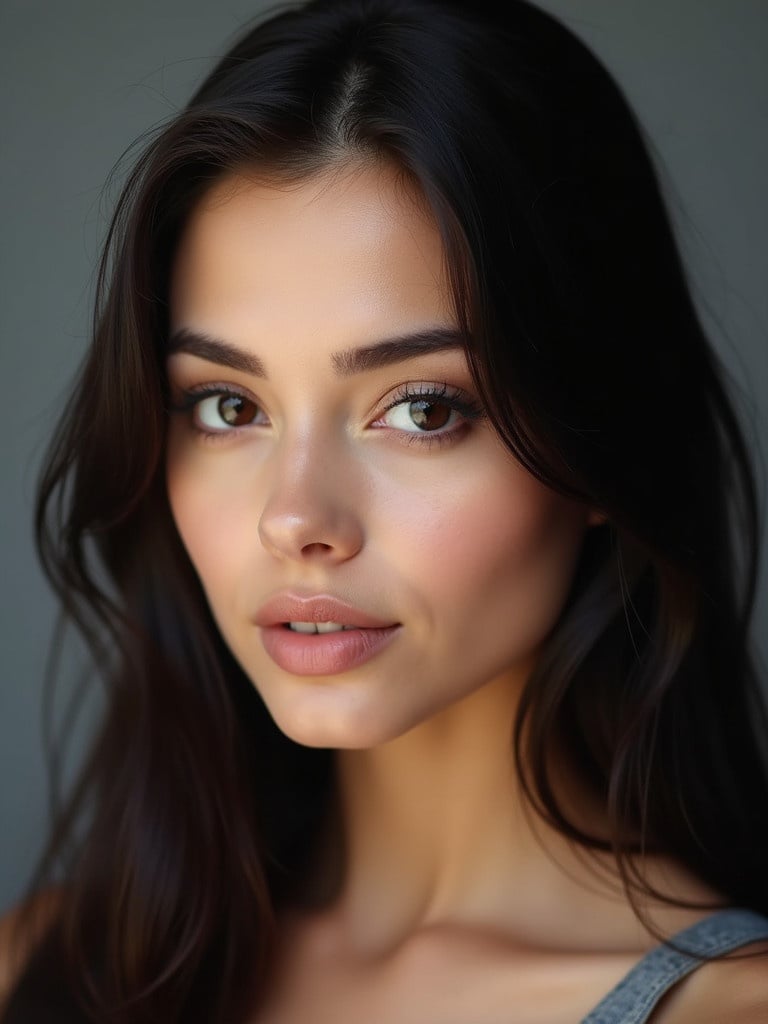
top-left (165, 160), bottom-right (597, 753)
top-left (2, 159), bottom-right (763, 1020)
top-left (162, 160), bottom-right (768, 1022)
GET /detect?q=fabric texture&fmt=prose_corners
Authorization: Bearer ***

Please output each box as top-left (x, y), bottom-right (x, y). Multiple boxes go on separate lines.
top-left (580, 908), bottom-right (768, 1023)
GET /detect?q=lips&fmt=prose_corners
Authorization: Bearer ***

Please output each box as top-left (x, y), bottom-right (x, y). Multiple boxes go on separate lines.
top-left (254, 592), bottom-right (401, 675)
top-left (254, 592), bottom-right (397, 630)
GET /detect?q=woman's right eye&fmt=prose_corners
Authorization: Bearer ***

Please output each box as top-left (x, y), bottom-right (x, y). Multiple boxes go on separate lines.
top-left (189, 391), bottom-right (268, 433)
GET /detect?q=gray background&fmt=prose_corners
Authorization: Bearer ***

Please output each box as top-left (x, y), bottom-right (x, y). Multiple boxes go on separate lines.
top-left (1, 0), bottom-right (766, 914)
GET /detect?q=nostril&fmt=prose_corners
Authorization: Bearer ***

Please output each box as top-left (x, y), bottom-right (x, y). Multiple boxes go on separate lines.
top-left (300, 542), bottom-right (333, 555)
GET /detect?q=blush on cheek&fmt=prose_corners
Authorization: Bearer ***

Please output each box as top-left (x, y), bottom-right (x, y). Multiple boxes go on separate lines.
top-left (407, 470), bottom-right (578, 573)
top-left (421, 482), bottom-right (588, 656)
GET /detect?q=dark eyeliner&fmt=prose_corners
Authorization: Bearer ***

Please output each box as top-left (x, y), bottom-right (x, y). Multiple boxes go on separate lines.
top-left (168, 383), bottom-right (250, 415)
top-left (381, 381), bottom-right (486, 422)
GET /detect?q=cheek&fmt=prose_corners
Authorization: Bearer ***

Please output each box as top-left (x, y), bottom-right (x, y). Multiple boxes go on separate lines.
top-left (375, 459), bottom-right (588, 647)
top-left (164, 441), bottom-right (250, 604)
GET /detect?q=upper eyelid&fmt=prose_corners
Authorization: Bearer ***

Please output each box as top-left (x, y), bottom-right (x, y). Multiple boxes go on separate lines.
top-left (169, 378), bottom-right (475, 404)
top-left (169, 379), bottom-right (254, 397)
top-left (379, 383), bottom-right (482, 416)
top-left (168, 380), bottom-right (259, 412)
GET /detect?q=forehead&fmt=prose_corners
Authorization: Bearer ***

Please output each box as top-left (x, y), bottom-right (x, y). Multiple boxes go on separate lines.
top-left (169, 161), bottom-right (455, 345)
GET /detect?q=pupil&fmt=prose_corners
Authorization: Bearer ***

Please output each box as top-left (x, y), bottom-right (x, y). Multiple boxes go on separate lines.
top-left (219, 395), bottom-right (250, 425)
top-left (410, 400), bottom-right (450, 430)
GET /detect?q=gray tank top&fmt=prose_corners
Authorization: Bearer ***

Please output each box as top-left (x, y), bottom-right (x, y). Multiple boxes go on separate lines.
top-left (580, 908), bottom-right (768, 1023)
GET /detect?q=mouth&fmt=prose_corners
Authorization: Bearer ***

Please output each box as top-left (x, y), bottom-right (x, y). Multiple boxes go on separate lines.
top-left (254, 591), bottom-right (400, 675)
top-left (281, 621), bottom-right (360, 634)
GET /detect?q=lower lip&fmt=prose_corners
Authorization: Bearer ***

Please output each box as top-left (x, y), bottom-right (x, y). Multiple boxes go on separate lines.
top-left (260, 624), bottom-right (401, 676)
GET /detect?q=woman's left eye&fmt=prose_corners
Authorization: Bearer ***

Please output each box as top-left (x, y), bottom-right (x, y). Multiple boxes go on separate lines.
top-left (382, 397), bottom-right (460, 433)
top-left (373, 385), bottom-right (485, 443)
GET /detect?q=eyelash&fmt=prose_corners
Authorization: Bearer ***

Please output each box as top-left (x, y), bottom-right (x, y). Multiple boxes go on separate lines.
top-left (169, 381), bottom-right (486, 449)
top-left (378, 382), bottom-right (485, 449)
top-left (169, 384), bottom-right (258, 446)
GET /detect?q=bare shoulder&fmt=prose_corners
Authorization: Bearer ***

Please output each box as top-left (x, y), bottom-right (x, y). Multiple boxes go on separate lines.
top-left (658, 941), bottom-right (768, 1024)
top-left (695, 943), bottom-right (768, 1023)
top-left (0, 888), bottom-right (63, 1011)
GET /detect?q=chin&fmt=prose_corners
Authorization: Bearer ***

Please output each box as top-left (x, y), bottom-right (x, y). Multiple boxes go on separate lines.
top-left (263, 693), bottom-right (418, 750)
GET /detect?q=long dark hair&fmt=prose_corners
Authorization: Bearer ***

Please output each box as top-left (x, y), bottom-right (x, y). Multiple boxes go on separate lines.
top-left (5, 0), bottom-right (767, 1020)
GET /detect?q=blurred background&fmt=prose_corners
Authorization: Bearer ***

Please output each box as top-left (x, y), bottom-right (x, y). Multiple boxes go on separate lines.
top-left (1, 0), bottom-right (766, 912)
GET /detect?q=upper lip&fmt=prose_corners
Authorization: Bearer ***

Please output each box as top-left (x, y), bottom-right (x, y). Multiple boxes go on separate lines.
top-left (254, 592), bottom-right (398, 629)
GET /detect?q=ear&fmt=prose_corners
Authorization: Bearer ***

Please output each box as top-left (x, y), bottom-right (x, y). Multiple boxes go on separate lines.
top-left (587, 508), bottom-right (609, 527)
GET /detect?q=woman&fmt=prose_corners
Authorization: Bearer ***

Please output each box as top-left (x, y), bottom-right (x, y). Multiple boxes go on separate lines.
top-left (2, 0), bottom-right (767, 1020)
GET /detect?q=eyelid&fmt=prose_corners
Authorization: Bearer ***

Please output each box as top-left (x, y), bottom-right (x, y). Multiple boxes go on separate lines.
top-left (376, 381), bottom-right (485, 421)
top-left (169, 381), bottom-right (263, 413)
top-left (169, 382), bottom-right (268, 438)
top-left (371, 381), bottom-right (486, 449)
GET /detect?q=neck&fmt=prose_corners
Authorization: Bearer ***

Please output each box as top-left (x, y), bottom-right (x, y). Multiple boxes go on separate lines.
top-left (319, 668), bottom-right (720, 959)
top-left (333, 669), bottom-right (593, 954)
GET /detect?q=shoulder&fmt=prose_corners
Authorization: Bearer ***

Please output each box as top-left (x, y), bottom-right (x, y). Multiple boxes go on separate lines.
top-left (697, 943), bottom-right (768, 1023)
top-left (0, 888), bottom-right (63, 1012)
top-left (659, 940), bottom-right (768, 1024)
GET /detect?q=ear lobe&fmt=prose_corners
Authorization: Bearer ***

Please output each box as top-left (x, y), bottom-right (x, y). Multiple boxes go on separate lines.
top-left (587, 508), bottom-right (609, 527)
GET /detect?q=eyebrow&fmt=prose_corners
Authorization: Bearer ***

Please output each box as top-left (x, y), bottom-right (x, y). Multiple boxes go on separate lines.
top-left (166, 326), bottom-right (468, 378)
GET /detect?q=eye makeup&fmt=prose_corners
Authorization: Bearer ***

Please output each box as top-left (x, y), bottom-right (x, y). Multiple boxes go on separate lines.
top-left (168, 378), bottom-right (486, 449)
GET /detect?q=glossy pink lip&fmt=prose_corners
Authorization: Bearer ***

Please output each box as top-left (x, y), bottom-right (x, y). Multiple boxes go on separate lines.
top-left (254, 593), bottom-right (397, 629)
top-left (254, 592), bottom-right (401, 676)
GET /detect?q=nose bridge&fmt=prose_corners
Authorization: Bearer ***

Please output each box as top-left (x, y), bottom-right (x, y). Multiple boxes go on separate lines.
top-left (258, 418), bottom-right (363, 562)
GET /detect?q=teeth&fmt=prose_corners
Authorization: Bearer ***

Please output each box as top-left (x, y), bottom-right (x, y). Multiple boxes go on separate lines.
top-left (287, 621), bottom-right (355, 633)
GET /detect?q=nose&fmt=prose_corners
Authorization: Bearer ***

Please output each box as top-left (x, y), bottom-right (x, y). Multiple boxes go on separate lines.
top-left (258, 434), bottom-right (364, 564)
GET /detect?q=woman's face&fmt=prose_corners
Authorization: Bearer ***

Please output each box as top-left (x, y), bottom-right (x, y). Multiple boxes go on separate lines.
top-left (166, 161), bottom-right (596, 748)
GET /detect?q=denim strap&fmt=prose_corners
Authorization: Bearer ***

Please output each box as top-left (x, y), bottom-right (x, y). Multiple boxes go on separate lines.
top-left (580, 908), bottom-right (768, 1024)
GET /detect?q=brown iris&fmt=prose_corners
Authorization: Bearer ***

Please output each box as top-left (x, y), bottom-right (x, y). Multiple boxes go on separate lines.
top-left (218, 395), bottom-right (257, 426)
top-left (408, 399), bottom-right (451, 431)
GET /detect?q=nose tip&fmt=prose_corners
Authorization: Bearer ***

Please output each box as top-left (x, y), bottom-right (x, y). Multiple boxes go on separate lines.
top-left (258, 495), bottom-right (364, 565)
